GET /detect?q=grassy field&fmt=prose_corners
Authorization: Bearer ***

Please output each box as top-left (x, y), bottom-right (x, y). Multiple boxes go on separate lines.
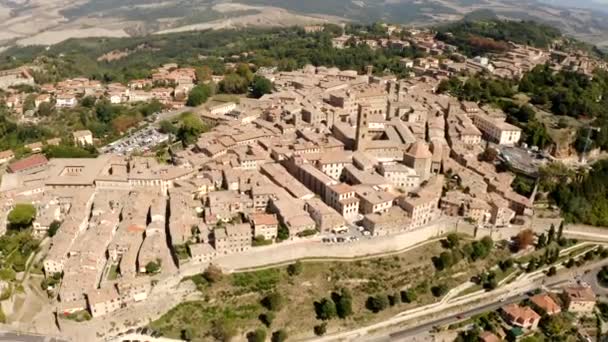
top-left (150, 237), bottom-right (513, 341)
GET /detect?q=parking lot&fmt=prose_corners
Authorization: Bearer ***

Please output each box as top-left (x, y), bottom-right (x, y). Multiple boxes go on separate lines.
top-left (320, 218), bottom-right (370, 244)
top-left (101, 126), bottom-right (170, 155)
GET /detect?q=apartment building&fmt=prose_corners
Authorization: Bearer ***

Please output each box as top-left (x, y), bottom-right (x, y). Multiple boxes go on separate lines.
top-left (214, 223), bottom-right (252, 255)
top-left (562, 286), bottom-right (596, 314)
top-left (396, 176), bottom-right (442, 228)
top-left (249, 213), bottom-right (279, 240)
top-left (316, 152), bottom-right (352, 180)
top-left (361, 206), bottom-right (411, 236)
top-left (377, 163), bottom-right (420, 190)
top-left (326, 183), bottom-right (360, 219)
top-left (353, 185), bottom-right (394, 214)
top-left (189, 243), bottom-right (217, 264)
top-left (87, 287), bottom-right (121, 317)
top-left (73, 130), bottom-right (94, 146)
top-left (304, 197), bottom-right (346, 233)
top-left (472, 114), bottom-right (522, 145)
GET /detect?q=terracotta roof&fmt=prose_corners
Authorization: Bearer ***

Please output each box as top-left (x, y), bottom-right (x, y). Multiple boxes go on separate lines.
top-left (530, 293), bottom-right (561, 314)
top-left (564, 286), bottom-right (596, 302)
top-left (0, 150), bottom-right (14, 159)
top-left (250, 213), bottom-right (278, 226)
top-left (502, 304), bottom-right (541, 325)
top-left (406, 141), bottom-right (432, 159)
top-left (479, 331), bottom-right (501, 342)
top-left (330, 183), bottom-right (355, 195)
top-left (8, 154), bottom-right (48, 173)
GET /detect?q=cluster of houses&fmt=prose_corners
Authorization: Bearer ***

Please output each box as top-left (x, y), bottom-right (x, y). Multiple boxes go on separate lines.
top-left (0, 130), bottom-right (93, 171)
top-left (332, 26), bottom-right (607, 80)
top-left (479, 286), bottom-right (597, 341)
top-left (0, 63), bottom-right (198, 119)
top-left (2, 22), bottom-right (606, 321)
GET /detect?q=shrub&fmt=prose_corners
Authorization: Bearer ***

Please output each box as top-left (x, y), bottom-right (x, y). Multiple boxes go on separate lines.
top-left (313, 322), bottom-right (327, 336)
top-left (286, 261), bottom-right (303, 276)
top-left (247, 328), bottom-right (267, 342)
top-left (259, 312), bottom-right (275, 327)
top-left (400, 289), bottom-right (417, 303)
top-left (431, 284), bottom-right (448, 297)
top-left (271, 329), bottom-right (288, 342)
top-left (262, 292), bottom-right (284, 311)
top-left (365, 294), bottom-right (389, 313)
top-left (202, 264), bottom-right (223, 283)
top-left (314, 298), bottom-right (337, 320)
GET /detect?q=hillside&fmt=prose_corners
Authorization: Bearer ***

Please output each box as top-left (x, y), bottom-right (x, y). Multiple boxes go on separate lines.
top-left (1, 0), bottom-right (608, 49)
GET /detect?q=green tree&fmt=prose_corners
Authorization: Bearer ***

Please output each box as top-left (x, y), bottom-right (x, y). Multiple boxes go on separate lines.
top-left (313, 323), bottom-right (327, 336)
top-left (262, 292), bottom-right (284, 311)
top-left (195, 66), bottom-right (213, 84)
top-left (159, 120), bottom-right (178, 135)
top-left (259, 312), bottom-right (275, 327)
top-left (557, 221), bottom-right (564, 240)
top-left (48, 220), bottom-right (61, 237)
top-left (210, 319), bottom-right (237, 342)
top-left (548, 224), bottom-right (556, 244)
top-left (95, 100), bottom-right (116, 123)
top-left (81, 96), bottom-right (96, 108)
top-left (37, 102), bottom-right (55, 117)
top-left (286, 261), bottom-right (302, 276)
top-left (181, 328), bottom-right (193, 341)
top-left (431, 284), bottom-right (448, 297)
top-left (400, 289), bottom-right (417, 303)
top-left (251, 76), bottom-right (273, 98)
top-left (536, 233), bottom-right (547, 249)
top-left (334, 289), bottom-right (353, 318)
top-left (271, 329), bottom-right (287, 342)
top-left (145, 260), bottom-right (161, 274)
top-left (454, 329), bottom-right (480, 342)
top-left (186, 84), bottom-right (213, 107)
top-left (276, 224), bottom-right (289, 242)
top-left (219, 73), bottom-right (249, 94)
top-left (22, 94), bottom-right (37, 112)
top-left (445, 233), bottom-right (460, 249)
top-left (177, 112), bottom-right (207, 145)
top-left (247, 328), bottom-right (267, 342)
top-left (236, 63), bottom-right (254, 82)
top-left (499, 258), bottom-right (514, 272)
top-left (139, 99), bottom-right (163, 117)
top-left (202, 264), bottom-right (223, 283)
top-left (7, 203), bottom-right (36, 229)
top-left (597, 266), bottom-right (608, 286)
top-left (365, 294), bottom-right (389, 313)
top-left (315, 298), bottom-right (337, 320)
top-left (439, 251), bottom-right (454, 269)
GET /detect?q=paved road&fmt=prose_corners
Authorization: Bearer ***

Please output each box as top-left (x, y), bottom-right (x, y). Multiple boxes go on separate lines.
top-left (388, 294), bottom-right (528, 340)
top-left (321, 258), bottom-right (608, 342)
top-left (0, 332), bottom-right (68, 342)
top-left (375, 273), bottom-right (590, 341)
top-left (582, 266), bottom-right (608, 297)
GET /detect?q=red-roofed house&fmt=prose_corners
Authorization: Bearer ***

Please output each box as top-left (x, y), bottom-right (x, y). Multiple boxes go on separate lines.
top-left (249, 213), bottom-right (278, 240)
top-left (562, 286), bottom-right (596, 314)
top-left (7, 154), bottom-right (48, 174)
top-left (501, 304), bottom-right (541, 329)
top-left (530, 293), bottom-right (561, 316)
top-left (479, 331), bottom-right (501, 342)
top-left (0, 149), bottom-right (14, 164)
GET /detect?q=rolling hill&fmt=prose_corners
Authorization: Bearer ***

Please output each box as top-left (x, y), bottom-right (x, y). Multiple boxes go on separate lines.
top-left (0, 0), bottom-right (607, 49)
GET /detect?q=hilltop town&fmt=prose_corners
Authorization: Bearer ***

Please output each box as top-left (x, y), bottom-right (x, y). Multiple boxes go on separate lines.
top-left (0, 22), bottom-right (608, 341)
